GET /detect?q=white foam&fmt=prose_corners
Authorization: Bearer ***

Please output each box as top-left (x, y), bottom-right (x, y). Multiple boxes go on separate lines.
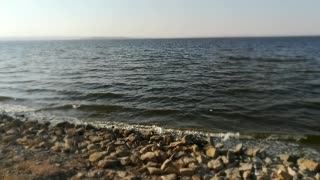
top-left (0, 103), bottom-right (35, 113)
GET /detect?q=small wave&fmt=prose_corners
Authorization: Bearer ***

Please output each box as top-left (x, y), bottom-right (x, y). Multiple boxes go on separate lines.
top-left (0, 104), bottom-right (35, 113)
top-left (0, 96), bottom-right (15, 101)
top-left (141, 109), bottom-right (179, 116)
top-left (226, 55), bottom-right (308, 62)
top-left (91, 57), bottom-right (101, 60)
top-left (40, 104), bottom-right (125, 112)
top-left (74, 92), bottom-right (124, 100)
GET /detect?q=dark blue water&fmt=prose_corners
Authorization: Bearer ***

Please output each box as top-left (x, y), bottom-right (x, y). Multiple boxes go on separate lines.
top-left (1, 37), bottom-right (320, 135)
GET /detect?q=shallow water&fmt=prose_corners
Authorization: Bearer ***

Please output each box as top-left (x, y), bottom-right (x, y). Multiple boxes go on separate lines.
top-left (1, 37), bottom-right (320, 135)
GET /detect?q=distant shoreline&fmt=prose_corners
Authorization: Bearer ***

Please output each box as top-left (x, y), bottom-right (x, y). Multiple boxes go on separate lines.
top-left (1, 35), bottom-right (320, 41)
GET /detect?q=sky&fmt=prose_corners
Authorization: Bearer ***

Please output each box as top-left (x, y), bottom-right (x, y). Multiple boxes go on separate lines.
top-left (0, 0), bottom-right (320, 38)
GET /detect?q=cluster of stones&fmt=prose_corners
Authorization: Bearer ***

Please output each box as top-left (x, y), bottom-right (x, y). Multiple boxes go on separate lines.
top-left (0, 115), bottom-right (319, 179)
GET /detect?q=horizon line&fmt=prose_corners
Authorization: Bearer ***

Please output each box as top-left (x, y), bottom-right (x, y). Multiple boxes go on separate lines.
top-left (1, 34), bottom-right (320, 41)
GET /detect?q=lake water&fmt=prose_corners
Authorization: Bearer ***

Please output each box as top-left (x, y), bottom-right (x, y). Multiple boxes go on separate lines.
top-left (1, 37), bottom-right (320, 136)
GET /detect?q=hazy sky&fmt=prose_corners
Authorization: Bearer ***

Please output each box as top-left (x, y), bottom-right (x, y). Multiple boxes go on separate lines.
top-left (1, 0), bottom-right (320, 38)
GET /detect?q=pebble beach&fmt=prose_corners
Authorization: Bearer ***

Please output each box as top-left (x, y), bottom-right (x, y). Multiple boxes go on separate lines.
top-left (0, 114), bottom-right (319, 180)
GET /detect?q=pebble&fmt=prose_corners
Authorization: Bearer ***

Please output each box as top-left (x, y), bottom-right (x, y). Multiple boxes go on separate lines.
top-left (89, 151), bottom-right (107, 162)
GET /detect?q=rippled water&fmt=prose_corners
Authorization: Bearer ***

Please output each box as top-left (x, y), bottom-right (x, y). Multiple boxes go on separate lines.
top-left (1, 37), bottom-right (320, 135)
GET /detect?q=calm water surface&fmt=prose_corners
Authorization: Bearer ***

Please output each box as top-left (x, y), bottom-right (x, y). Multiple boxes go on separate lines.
top-left (1, 37), bottom-right (320, 135)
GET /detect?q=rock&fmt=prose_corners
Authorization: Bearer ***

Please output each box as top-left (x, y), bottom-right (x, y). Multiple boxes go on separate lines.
top-left (89, 136), bottom-right (103, 143)
top-left (116, 149), bottom-right (130, 157)
top-left (239, 163), bottom-right (252, 171)
top-left (130, 153), bottom-right (142, 165)
top-left (182, 156), bottom-right (197, 165)
top-left (106, 144), bottom-right (116, 154)
top-left (297, 158), bottom-right (319, 172)
top-left (264, 157), bottom-right (272, 165)
top-left (146, 161), bottom-right (158, 167)
top-left (141, 152), bottom-right (157, 163)
top-left (196, 154), bottom-right (208, 164)
top-left (190, 144), bottom-right (199, 152)
top-left (287, 166), bottom-right (297, 177)
top-left (161, 159), bottom-right (173, 170)
top-left (119, 156), bottom-right (131, 166)
top-left (279, 154), bottom-right (296, 162)
top-left (147, 167), bottom-right (162, 175)
top-left (2, 135), bottom-right (16, 143)
top-left (192, 175), bottom-right (201, 180)
top-left (277, 169), bottom-right (291, 180)
top-left (87, 169), bottom-right (104, 178)
top-left (262, 166), bottom-right (271, 175)
top-left (127, 134), bottom-right (138, 142)
top-left (245, 147), bottom-right (261, 157)
top-left (56, 121), bottom-right (73, 129)
top-left (215, 143), bottom-right (224, 149)
top-left (161, 174), bottom-right (177, 180)
top-left (221, 156), bottom-right (229, 164)
top-left (36, 129), bottom-right (46, 136)
top-left (89, 151), bottom-right (107, 162)
top-left (76, 127), bottom-right (85, 135)
top-left (242, 170), bottom-right (251, 179)
top-left (232, 143), bottom-right (243, 154)
top-left (179, 168), bottom-right (195, 176)
top-left (6, 128), bottom-right (18, 135)
top-left (163, 134), bottom-right (174, 145)
top-left (87, 143), bottom-right (98, 151)
top-left (161, 159), bottom-right (179, 174)
top-left (207, 159), bottom-right (224, 171)
top-left (205, 146), bottom-right (218, 158)
top-left (140, 144), bottom-right (156, 154)
top-left (51, 142), bottom-right (65, 152)
top-left (98, 159), bottom-right (120, 168)
top-left (225, 168), bottom-right (241, 179)
top-left (154, 150), bottom-right (168, 162)
top-left (182, 134), bottom-right (193, 145)
top-left (169, 141), bottom-right (184, 148)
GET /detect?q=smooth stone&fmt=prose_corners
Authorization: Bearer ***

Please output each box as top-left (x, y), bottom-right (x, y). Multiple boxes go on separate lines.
top-left (245, 147), bottom-right (262, 157)
top-left (279, 154), bottom-right (296, 162)
top-left (215, 143), bottom-right (224, 149)
top-left (196, 154), bottom-right (208, 164)
top-left (141, 152), bottom-right (157, 163)
top-left (264, 157), bottom-right (272, 165)
top-left (89, 151), bottom-right (107, 162)
top-left (169, 141), bottom-right (184, 148)
top-left (98, 159), bottom-right (119, 168)
top-left (205, 146), bottom-right (218, 158)
top-left (277, 169), bottom-right (291, 180)
top-left (225, 168), bottom-right (241, 179)
top-left (89, 136), bottom-right (103, 143)
top-left (139, 144), bottom-right (156, 154)
top-left (182, 134), bottom-right (193, 145)
top-left (119, 156), bottom-right (131, 166)
top-left (87, 143), bottom-right (98, 151)
top-left (243, 170), bottom-right (251, 179)
top-left (161, 159), bottom-right (173, 170)
top-left (207, 159), bottom-right (224, 171)
top-left (147, 167), bottom-right (162, 175)
top-left (239, 163), bottom-right (252, 171)
top-left (179, 168), bottom-right (195, 176)
top-left (297, 158), bottom-right (319, 172)
top-left (287, 166), bottom-right (297, 177)
top-left (190, 144), bottom-right (199, 152)
top-left (233, 143), bottom-right (243, 154)
top-left (161, 174), bottom-right (177, 180)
